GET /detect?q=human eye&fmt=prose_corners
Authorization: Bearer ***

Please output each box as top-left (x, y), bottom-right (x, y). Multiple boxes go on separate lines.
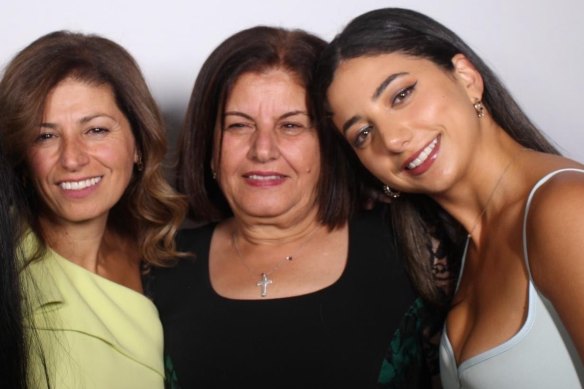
top-left (87, 127), bottom-right (110, 136)
top-left (351, 125), bottom-right (373, 148)
top-left (282, 122), bottom-right (302, 129)
top-left (392, 82), bottom-right (417, 106)
top-left (227, 122), bottom-right (247, 129)
top-left (224, 120), bottom-right (254, 133)
top-left (279, 121), bottom-right (307, 135)
top-left (34, 130), bottom-right (56, 144)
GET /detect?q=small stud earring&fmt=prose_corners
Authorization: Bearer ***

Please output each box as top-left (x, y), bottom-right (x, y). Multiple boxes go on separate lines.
top-left (473, 101), bottom-right (485, 118)
top-left (135, 153), bottom-right (144, 172)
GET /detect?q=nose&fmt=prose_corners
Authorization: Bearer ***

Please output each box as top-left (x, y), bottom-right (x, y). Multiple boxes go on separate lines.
top-left (247, 127), bottom-right (280, 162)
top-left (59, 136), bottom-right (89, 171)
top-left (377, 122), bottom-right (413, 154)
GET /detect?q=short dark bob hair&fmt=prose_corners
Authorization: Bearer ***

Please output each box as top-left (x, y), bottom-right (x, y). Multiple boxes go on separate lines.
top-left (177, 26), bottom-right (357, 228)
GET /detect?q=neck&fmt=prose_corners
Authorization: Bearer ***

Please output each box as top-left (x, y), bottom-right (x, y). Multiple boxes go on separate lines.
top-left (432, 131), bottom-right (527, 245)
top-left (232, 207), bottom-right (325, 247)
top-left (39, 214), bottom-right (142, 291)
top-left (40, 214), bottom-right (108, 272)
top-left (227, 211), bottom-right (329, 276)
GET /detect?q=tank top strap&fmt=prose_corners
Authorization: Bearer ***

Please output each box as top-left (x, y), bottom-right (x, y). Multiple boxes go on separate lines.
top-left (522, 168), bottom-right (584, 279)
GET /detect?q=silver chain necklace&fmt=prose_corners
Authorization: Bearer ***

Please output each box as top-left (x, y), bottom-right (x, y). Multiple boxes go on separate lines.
top-left (231, 229), bottom-right (317, 297)
top-left (468, 156), bottom-right (516, 237)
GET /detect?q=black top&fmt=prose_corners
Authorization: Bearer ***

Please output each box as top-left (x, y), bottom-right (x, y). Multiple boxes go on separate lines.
top-left (150, 209), bottom-right (417, 388)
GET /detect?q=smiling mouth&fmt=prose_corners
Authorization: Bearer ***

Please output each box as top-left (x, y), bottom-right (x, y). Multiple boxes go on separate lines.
top-left (407, 137), bottom-right (438, 170)
top-left (245, 174), bottom-right (285, 180)
top-left (59, 176), bottom-right (102, 190)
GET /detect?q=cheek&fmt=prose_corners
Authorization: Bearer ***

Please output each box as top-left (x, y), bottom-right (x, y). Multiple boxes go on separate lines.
top-left (218, 137), bottom-right (247, 174)
top-left (292, 137), bottom-right (320, 174)
top-left (407, 88), bottom-right (450, 122)
top-left (104, 138), bottom-right (137, 171)
top-left (303, 158), bottom-right (319, 175)
top-left (419, 83), bottom-right (473, 123)
top-left (102, 147), bottom-right (133, 167)
top-left (26, 149), bottom-right (52, 182)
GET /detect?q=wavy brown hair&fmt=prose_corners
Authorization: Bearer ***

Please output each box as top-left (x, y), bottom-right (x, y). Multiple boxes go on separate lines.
top-left (0, 30), bottom-right (186, 266)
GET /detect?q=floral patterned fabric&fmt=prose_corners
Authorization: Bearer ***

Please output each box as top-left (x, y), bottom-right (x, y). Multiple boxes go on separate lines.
top-left (378, 230), bottom-right (457, 389)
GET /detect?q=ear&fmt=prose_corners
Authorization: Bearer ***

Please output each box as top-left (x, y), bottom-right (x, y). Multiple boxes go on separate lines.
top-left (451, 54), bottom-right (484, 103)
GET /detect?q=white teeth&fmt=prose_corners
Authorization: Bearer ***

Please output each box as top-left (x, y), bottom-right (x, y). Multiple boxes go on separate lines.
top-left (247, 175), bottom-right (282, 180)
top-left (407, 138), bottom-right (438, 170)
top-left (60, 177), bottom-right (102, 190)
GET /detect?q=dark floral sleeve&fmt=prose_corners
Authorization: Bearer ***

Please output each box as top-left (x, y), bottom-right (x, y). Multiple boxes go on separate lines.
top-left (378, 236), bottom-right (456, 389)
top-left (164, 354), bottom-right (181, 389)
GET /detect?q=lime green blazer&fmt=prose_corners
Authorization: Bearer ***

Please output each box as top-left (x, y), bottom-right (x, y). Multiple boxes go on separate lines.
top-left (21, 233), bottom-right (165, 389)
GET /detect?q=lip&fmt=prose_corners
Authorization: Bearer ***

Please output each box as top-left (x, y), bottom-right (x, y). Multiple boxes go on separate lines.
top-left (402, 135), bottom-right (440, 176)
top-left (242, 171), bottom-right (288, 187)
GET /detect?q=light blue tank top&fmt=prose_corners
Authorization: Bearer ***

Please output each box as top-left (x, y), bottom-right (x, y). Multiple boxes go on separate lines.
top-left (439, 168), bottom-right (584, 388)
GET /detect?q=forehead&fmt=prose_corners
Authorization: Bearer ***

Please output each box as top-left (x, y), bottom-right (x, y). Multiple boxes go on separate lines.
top-left (45, 78), bottom-right (116, 107)
top-left (327, 53), bottom-right (451, 113)
top-left (332, 53), bottom-right (437, 88)
top-left (225, 69), bottom-right (307, 109)
top-left (231, 69), bottom-right (304, 92)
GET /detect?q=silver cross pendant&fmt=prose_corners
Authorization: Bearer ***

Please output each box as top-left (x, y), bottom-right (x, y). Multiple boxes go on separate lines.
top-left (257, 273), bottom-right (272, 297)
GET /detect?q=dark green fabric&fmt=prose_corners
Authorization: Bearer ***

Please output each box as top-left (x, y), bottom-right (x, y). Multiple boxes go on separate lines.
top-left (378, 297), bottom-right (445, 388)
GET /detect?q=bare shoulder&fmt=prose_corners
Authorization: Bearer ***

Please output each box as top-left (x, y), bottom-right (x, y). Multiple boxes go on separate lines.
top-left (521, 158), bottom-right (584, 359)
top-left (524, 163), bottom-right (584, 294)
top-left (527, 166), bottom-right (584, 222)
top-left (523, 152), bottom-right (584, 217)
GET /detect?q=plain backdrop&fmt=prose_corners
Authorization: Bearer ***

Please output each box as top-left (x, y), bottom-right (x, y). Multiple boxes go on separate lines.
top-left (2, 0), bottom-right (583, 162)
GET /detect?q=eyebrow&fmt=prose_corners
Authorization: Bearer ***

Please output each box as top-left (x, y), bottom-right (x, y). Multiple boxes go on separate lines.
top-left (280, 110), bottom-right (309, 119)
top-left (340, 71), bottom-right (408, 134)
top-left (341, 116), bottom-right (362, 135)
top-left (40, 113), bottom-right (115, 128)
top-left (223, 110), bottom-right (309, 121)
top-left (372, 72), bottom-right (408, 100)
top-left (223, 111), bottom-right (254, 121)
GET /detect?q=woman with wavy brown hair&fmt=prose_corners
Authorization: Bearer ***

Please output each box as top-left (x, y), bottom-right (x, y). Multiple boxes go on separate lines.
top-left (0, 30), bottom-right (186, 388)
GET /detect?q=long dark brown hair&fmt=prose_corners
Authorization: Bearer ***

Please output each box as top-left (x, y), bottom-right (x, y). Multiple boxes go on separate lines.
top-left (314, 8), bottom-right (560, 306)
top-left (0, 145), bottom-right (28, 388)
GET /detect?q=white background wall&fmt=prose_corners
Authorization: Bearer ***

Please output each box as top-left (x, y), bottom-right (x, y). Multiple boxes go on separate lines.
top-left (2, 0), bottom-right (583, 162)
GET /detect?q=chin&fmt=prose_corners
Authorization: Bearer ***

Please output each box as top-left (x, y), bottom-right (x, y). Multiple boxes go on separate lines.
top-left (58, 209), bottom-right (110, 225)
top-left (245, 209), bottom-right (286, 218)
top-left (243, 203), bottom-right (295, 218)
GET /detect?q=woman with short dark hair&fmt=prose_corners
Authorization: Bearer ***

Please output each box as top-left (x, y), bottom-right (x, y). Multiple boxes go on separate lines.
top-left (150, 26), bottom-right (444, 388)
